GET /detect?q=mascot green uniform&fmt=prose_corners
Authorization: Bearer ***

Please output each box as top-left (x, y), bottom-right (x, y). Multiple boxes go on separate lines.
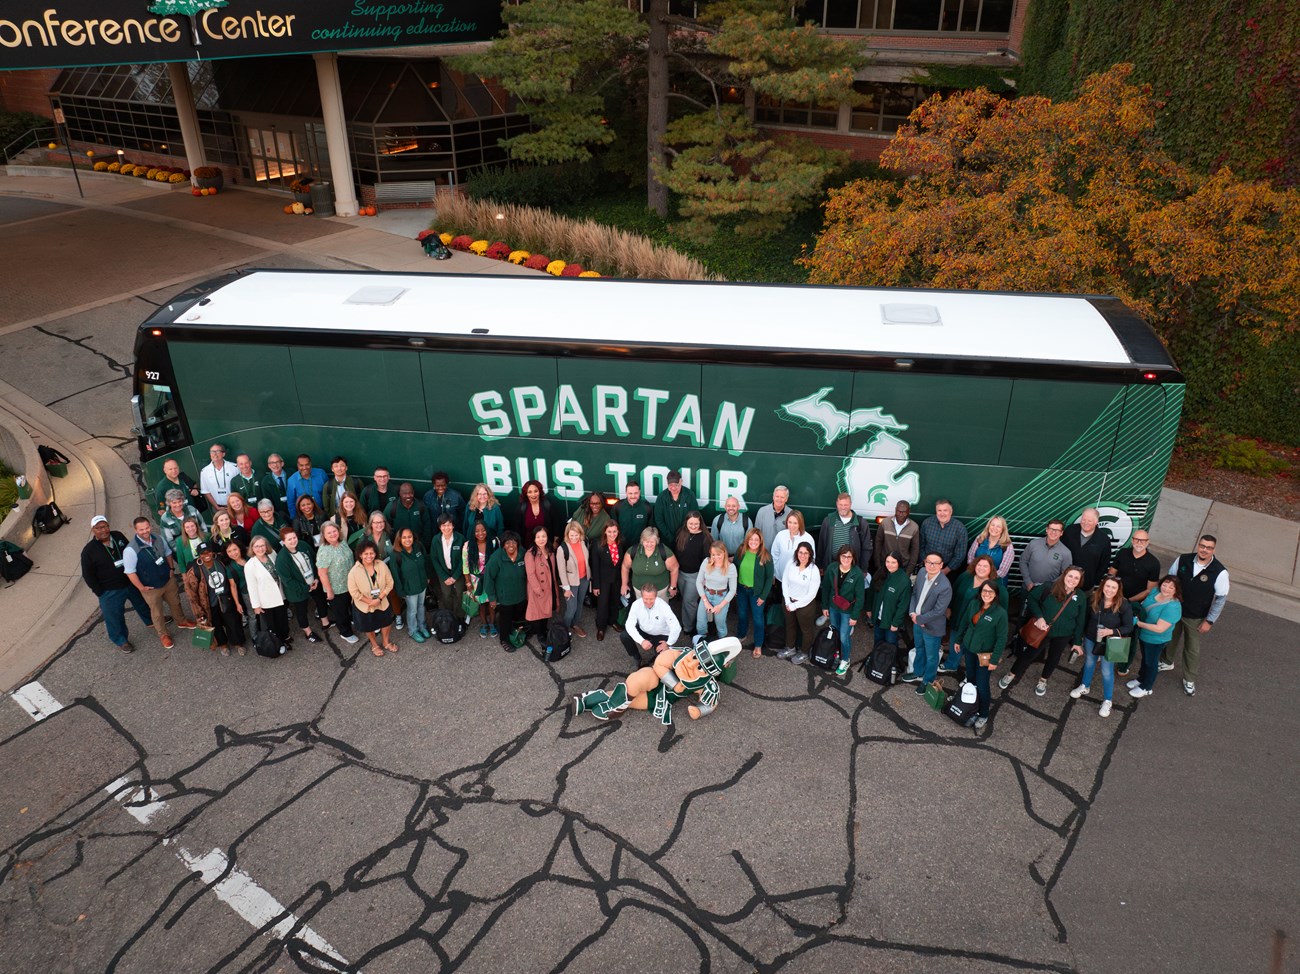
top-left (574, 636), bottom-right (743, 725)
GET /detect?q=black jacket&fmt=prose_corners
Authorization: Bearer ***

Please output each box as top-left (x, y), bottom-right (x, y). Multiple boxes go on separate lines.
top-left (1084, 601), bottom-right (1135, 651)
top-left (1062, 524), bottom-right (1113, 589)
top-left (589, 540), bottom-right (624, 592)
top-left (80, 531), bottom-right (131, 595)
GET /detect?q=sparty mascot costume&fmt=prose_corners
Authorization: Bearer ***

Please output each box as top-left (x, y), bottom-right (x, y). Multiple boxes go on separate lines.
top-left (573, 636), bottom-right (743, 725)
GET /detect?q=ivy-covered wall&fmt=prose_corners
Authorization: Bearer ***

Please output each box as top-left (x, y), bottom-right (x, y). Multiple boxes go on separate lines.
top-left (1020, 0), bottom-right (1300, 187)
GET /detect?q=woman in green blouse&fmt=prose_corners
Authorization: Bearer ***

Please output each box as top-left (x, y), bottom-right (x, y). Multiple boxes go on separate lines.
top-left (620, 527), bottom-right (679, 601)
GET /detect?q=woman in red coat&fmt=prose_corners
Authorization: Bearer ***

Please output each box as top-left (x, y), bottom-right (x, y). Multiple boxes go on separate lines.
top-left (524, 524), bottom-right (558, 644)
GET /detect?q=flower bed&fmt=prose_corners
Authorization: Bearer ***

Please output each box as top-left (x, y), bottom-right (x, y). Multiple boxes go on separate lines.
top-left (427, 230), bottom-right (600, 278)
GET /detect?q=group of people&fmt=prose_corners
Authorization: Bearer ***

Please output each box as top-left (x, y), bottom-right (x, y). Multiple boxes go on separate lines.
top-left (80, 446), bottom-right (1230, 733)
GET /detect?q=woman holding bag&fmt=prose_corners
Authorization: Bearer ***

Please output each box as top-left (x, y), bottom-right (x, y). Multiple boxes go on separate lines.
top-left (819, 545), bottom-right (866, 676)
top-left (1069, 575), bottom-right (1134, 717)
top-left (246, 535), bottom-right (291, 646)
top-left (954, 581), bottom-right (1008, 730)
top-left (999, 565), bottom-right (1086, 697)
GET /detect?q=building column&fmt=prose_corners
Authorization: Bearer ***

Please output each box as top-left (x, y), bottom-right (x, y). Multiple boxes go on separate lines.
top-left (313, 52), bottom-right (359, 217)
top-left (166, 61), bottom-right (207, 178)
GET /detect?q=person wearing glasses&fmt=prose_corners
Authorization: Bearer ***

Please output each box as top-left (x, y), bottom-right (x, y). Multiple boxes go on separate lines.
top-left (1160, 535), bottom-right (1229, 697)
top-left (1108, 529), bottom-right (1161, 675)
top-left (199, 443), bottom-right (234, 511)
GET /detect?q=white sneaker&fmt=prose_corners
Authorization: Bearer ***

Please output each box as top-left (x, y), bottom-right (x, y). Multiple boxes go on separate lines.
top-left (1157, 661), bottom-right (1174, 672)
top-left (1129, 686), bottom-right (1151, 698)
top-left (342, 634), bottom-right (359, 644)
top-left (1183, 680), bottom-right (1196, 696)
top-left (1126, 679), bottom-right (1141, 690)
top-left (998, 674), bottom-right (1014, 690)
top-left (1069, 685), bottom-right (1088, 699)
top-left (1099, 700), bottom-right (1112, 717)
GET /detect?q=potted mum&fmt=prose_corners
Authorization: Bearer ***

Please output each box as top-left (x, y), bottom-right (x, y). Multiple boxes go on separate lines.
top-left (193, 166), bottom-right (223, 191)
top-left (290, 177), bottom-right (315, 207)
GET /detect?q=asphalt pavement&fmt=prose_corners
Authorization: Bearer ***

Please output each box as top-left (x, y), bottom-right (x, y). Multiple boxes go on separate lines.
top-left (0, 171), bottom-right (1296, 974)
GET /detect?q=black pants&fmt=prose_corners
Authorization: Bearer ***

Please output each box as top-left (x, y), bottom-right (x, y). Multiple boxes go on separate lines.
top-left (211, 598), bottom-right (245, 648)
top-left (1010, 634), bottom-right (1071, 682)
top-left (619, 629), bottom-right (671, 665)
top-left (327, 592), bottom-right (355, 636)
top-left (594, 585), bottom-right (620, 633)
top-left (288, 587), bottom-right (329, 629)
top-left (258, 604), bottom-right (290, 641)
top-left (496, 601), bottom-right (524, 645)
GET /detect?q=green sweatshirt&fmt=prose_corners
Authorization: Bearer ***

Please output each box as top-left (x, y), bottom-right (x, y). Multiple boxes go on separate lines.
top-left (952, 576), bottom-right (1008, 627)
top-left (954, 603), bottom-right (1010, 663)
top-left (870, 569), bottom-right (911, 632)
top-left (390, 544), bottom-right (432, 597)
top-left (820, 564), bottom-right (866, 615)
top-left (429, 532), bottom-right (467, 583)
top-left (614, 498), bottom-right (653, 545)
top-left (653, 486), bottom-right (698, 544)
top-left (484, 548), bottom-right (527, 605)
top-left (1029, 585), bottom-right (1087, 642)
top-left (275, 545), bottom-right (317, 603)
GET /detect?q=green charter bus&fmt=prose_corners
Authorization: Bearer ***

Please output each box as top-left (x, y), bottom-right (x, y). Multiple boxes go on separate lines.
top-left (132, 269), bottom-right (1183, 579)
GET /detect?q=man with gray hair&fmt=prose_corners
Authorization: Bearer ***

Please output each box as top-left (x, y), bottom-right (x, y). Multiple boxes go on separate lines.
top-left (755, 485), bottom-right (791, 550)
top-left (199, 443), bottom-right (234, 510)
top-left (260, 453), bottom-right (291, 515)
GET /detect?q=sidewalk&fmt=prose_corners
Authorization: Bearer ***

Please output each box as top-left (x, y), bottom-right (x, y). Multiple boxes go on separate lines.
top-left (0, 168), bottom-right (1297, 692)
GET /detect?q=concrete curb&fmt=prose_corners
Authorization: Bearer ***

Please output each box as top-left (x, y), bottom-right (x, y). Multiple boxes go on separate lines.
top-left (0, 378), bottom-right (143, 692)
top-left (0, 413), bottom-right (52, 550)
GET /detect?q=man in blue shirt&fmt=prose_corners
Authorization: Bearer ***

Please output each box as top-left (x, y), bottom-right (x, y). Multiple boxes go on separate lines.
top-left (285, 453), bottom-right (327, 512)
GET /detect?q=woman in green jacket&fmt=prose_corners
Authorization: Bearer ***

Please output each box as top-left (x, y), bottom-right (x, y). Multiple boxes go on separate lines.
top-left (250, 499), bottom-right (286, 553)
top-left (867, 552), bottom-right (910, 647)
top-left (484, 531), bottom-right (528, 651)
top-left (942, 554), bottom-right (1007, 672)
top-left (1000, 565), bottom-right (1086, 697)
top-left (735, 528), bottom-right (774, 658)
top-left (390, 527), bottom-right (432, 642)
top-left (955, 582), bottom-right (1009, 728)
top-left (275, 526), bottom-right (330, 643)
top-left (820, 545), bottom-right (867, 676)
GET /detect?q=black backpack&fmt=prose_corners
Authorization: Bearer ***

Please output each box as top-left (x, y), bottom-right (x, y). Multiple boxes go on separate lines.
top-left (432, 608), bottom-right (465, 644)
top-left (252, 616), bottom-right (287, 658)
top-left (861, 641), bottom-right (898, 686)
top-left (809, 624), bottom-right (841, 670)
top-left (544, 618), bottom-right (571, 662)
top-left (1, 541), bottom-right (34, 584)
top-left (32, 501), bottom-right (70, 535)
top-left (945, 684), bottom-right (980, 727)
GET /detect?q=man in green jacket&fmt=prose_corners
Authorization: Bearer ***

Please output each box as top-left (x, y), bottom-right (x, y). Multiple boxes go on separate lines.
top-left (228, 454), bottom-right (265, 509)
top-left (653, 470), bottom-right (697, 546)
top-left (430, 515), bottom-right (467, 613)
top-left (385, 483), bottom-right (431, 549)
top-left (614, 480), bottom-right (654, 546)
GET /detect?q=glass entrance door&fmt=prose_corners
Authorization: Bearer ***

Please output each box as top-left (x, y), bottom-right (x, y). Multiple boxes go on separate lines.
top-left (246, 125), bottom-right (307, 188)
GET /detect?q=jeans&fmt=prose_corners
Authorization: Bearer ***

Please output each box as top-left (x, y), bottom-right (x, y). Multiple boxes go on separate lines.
top-left (403, 593), bottom-right (426, 634)
top-left (697, 592), bottom-right (729, 637)
top-left (1079, 638), bottom-right (1115, 700)
top-left (1138, 637), bottom-right (1164, 691)
top-left (913, 628), bottom-right (942, 682)
top-left (99, 587), bottom-right (153, 646)
top-left (873, 623), bottom-right (900, 647)
top-left (828, 606), bottom-right (854, 659)
top-left (563, 578), bottom-right (588, 628)
top-left (963, 650), bottom-right (991, 718)
top-left (735, 585), bottom-right (764, 647)
top-left (679, 571), bottom-right (700, 635)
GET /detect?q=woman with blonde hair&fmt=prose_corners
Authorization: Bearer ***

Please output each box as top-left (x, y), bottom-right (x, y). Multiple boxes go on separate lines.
top-left (226, 491), bottom-right (257, 533)
top-left (696, 540), bottom-right (737, 638)
top-left (462, 483), bottom-right (505, 539)
top-left (556, 520), bottom-right (590, 638)
top-left (967, 515), bottom-right (1015, 578)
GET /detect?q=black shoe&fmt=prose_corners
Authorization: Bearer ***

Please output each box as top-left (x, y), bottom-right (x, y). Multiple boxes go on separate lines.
top-left (914, 684), bottom-right (927, 696)
top-left (116, 641), bottom-right (135, 653)
top-left (503, 641), bottom-right (517, 653)
top-left (306, 633), bottom-right (322, 644)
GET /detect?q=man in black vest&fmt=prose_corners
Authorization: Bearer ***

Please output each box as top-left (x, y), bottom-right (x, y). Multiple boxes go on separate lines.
top-left (1161, 534), bottom-right (1230, 697)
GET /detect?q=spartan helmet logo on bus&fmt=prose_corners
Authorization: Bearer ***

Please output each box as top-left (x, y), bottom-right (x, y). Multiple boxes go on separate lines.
top-left (777, 387), bottom-right (921, 518)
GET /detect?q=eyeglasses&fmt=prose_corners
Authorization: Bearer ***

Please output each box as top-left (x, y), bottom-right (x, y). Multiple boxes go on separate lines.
top-left (1133, 537), bottom-right (1149, 543)
top-left (1197, 542), bottom-right (1216, 550)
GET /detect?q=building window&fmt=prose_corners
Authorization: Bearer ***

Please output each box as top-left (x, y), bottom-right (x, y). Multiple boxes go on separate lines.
top-left (799, 0), bottom-right (1013, 33)
top-left (848, 82), bottom-right (932, 133)
top-left (755, 94), bottom-right (839, 129)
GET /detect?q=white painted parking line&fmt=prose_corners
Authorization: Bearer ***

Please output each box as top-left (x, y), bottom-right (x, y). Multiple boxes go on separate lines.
top-left (8, 680), bottom-right (357, 971)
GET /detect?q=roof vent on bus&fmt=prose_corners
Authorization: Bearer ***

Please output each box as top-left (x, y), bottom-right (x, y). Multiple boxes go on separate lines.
top-left (345, 286), bottom-right (408, 306)
top-left (881, 303), bottom-right (942, 326)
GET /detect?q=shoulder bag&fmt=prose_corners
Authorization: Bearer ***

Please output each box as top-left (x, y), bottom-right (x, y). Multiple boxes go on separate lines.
top-left (1019, 596), bottom-right (1070, 650)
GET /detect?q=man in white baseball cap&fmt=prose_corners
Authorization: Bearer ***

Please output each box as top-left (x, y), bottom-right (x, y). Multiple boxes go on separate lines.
top-left (79, 515), bottom-right (152, 652)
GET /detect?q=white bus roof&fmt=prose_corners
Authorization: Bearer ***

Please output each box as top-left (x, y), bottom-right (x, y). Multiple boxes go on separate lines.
top-left (171, 271), bottom-right (1135, 366)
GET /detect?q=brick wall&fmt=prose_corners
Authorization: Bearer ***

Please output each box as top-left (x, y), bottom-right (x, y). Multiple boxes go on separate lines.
top-left (0, 69), bottom-right (58, 117)
top-left (1008, 0), bottom-right (1030, 56)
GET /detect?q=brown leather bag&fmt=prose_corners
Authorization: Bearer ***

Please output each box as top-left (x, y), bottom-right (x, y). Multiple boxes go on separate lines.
top-left (1019, 597), bottom-right (1071, 650)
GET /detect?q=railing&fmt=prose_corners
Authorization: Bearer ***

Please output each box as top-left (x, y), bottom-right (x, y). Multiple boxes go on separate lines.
top-left (2, 126), bottom-right (60, 164)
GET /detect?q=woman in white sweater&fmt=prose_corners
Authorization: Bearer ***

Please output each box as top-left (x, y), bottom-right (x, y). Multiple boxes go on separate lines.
top-left (770, 509), bottom-right (815, 575)
top-left (245, 535), bottom-right (290, 644)
top-left (778, 541), bottom-right (821, 664)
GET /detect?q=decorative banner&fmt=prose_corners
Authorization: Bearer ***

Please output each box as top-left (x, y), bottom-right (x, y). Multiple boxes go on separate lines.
top-left (0, 0), bottom-right (501, 70)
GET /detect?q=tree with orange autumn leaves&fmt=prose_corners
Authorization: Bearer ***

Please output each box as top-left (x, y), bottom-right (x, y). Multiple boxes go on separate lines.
top-left (801, 65), bottom-right (1300, 428)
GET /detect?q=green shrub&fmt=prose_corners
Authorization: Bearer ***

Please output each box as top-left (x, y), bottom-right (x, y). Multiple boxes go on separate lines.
top-left (0, 111), bottom-right (52, 154)
top-left (1215, 436), bottom-right (1288, 477)
top-left (465, 161), bottom-right (612, 209)
top-left (0, 476), bottom-right (17, 516)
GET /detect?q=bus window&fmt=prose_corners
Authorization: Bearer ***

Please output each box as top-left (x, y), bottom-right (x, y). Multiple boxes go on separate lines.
top-left (133, 383), bottom-right (186, 455)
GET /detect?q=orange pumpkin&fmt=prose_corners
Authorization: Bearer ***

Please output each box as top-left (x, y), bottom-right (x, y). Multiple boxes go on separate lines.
top-left (192, 188), bottom-right (202, 197)
top-left (283, 204), bottom-right (294, 214)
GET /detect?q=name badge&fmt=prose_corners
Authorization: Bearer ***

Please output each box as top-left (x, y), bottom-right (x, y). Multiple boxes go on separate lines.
top-left (155, 556), bottom-right (166, 566)
top-left (313, 534), bottom-right (322, 547)
top-left (1199, 573), bottom-right (1208, 582)
top-left (113, 559), bottom-right (124, 568)
top-left (370, 588), bottom-right (381, 599)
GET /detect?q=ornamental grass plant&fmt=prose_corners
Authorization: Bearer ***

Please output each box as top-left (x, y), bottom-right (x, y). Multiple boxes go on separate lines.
top-left (429, 194), bottom-right (720, 281)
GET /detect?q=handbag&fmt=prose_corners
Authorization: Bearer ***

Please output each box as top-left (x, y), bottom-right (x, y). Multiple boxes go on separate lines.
top-left (831, 572), bottom-right (851, 612)
top-left (191, 625), bottom-right (215, 649)
top-left (461, 590), bottom-right (479, 617)
top-left (1104, 635), bottom-right (1130, 663)
top-left (924, 680), bottom-right (946, 711)
top-left (1019, 597), bottom-right (1070, 650)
